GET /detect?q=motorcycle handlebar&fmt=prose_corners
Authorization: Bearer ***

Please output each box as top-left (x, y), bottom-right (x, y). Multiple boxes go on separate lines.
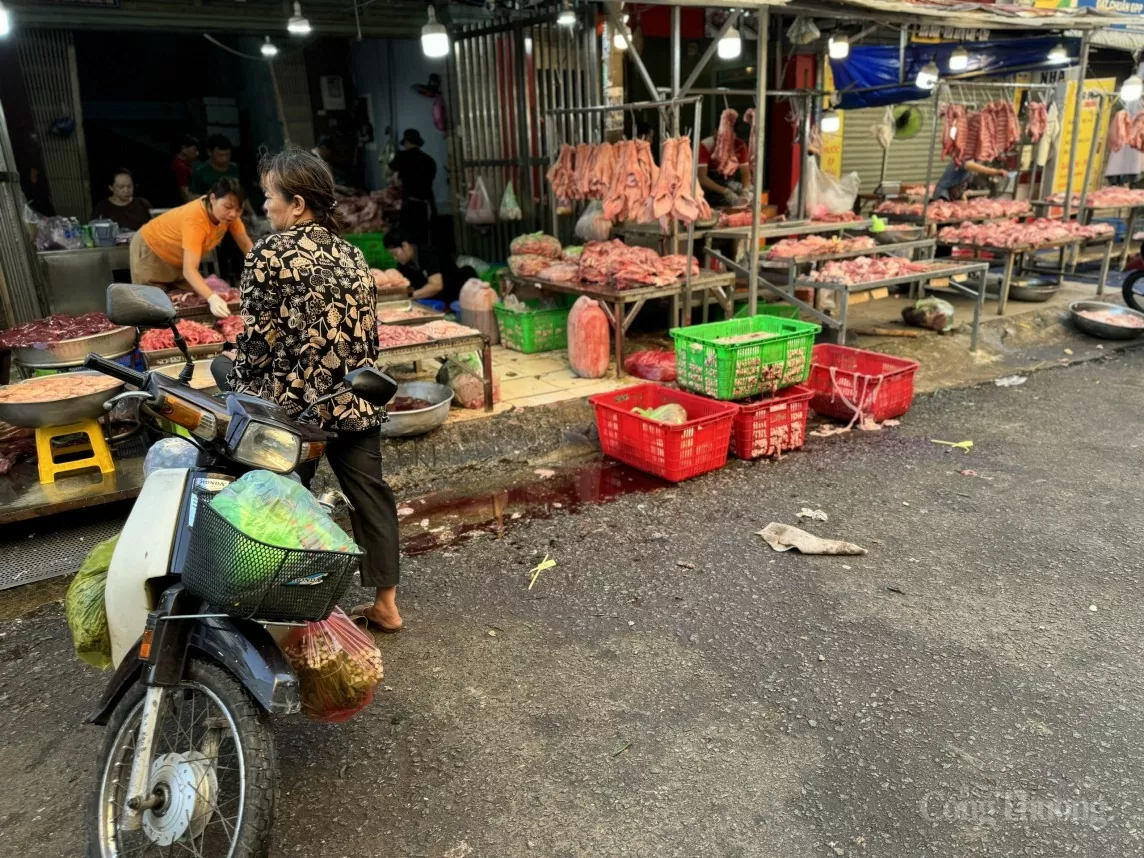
top-left (84, 354), bottom-right (147, 387)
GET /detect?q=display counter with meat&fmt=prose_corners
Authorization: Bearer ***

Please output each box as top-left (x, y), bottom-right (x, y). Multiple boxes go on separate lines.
top-left (874, 198), bottom-right (1031, 224)
top-left (1032, 187), bottom-right (1144, 271)
top-left (706, 217), bottom-right (873, 244)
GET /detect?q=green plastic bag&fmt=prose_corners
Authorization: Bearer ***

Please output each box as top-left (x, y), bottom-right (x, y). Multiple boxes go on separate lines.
top-left (66, 535), bottom-right (119, 670)
top-left (633, 403), bottom-right (688, 425)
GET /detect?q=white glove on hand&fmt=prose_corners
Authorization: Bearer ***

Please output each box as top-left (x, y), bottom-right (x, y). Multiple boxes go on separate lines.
top-left (208, 293), bottom-right (231, 318)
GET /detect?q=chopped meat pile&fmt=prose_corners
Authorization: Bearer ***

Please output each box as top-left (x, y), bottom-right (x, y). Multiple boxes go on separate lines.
top-left (579, 240), bottom-right (698, 289)
top-left (390, 396), bottom-right (434, 412)
top-left (875, 199), bottom-right (1031, 222)
top-left (808, 256), bottom-right (936, 286)
top-left (509, 254), bottom-right (555, 277)
top-left (646, 136), bottom-right (711, 227)
top-left (376, 306), bottom-right (437, 324)
top-left (216, 315), bottom-right (245, 340)
top-left (1048, 187), bottom-right (1144, 207)
top-left (0, 373), bottom-right (121, 404)
top-left (1077, 308), bottom-right (1144, 329)
top-left (536, 262), bottom-right (581, 283)
top-left (766, 235), bottom-right (876, 260)
top-left (373, 269), bottom-right (410, 289)
top-left (418, 320), bottom-right (481, 340)
top-left (337, 185), bottom-right (403, 234)
top-left (139, 320), bottom-right (223, 351)
top-left (718, 211), bottom-right (764, 228)
top-left (377, 325), bottom-right (431, 348)
top-left (710, 109), bottom-right (741, 176)
top-left (509, 232), bottom-right (563, 259)
top-left (0, 312), bottom-right (118, 350)
top-left (938, 218), bottom-right (1113, 249)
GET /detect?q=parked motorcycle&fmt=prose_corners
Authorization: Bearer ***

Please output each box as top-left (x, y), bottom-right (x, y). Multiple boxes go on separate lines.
top-left (84, 283), bottom-right (396, 857)
top-left (1122, 251), bottom-right (1144, 312)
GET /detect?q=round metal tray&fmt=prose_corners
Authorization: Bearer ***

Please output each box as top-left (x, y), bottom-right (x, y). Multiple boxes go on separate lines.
top-left (378, 382), bottom-right (454, 438)
top-left (0, 371), bottom-right (126, 428)
top-left (1069, 301), bottom-right (1144, 341)
top-left (11, 325), bottom-right (136, 370)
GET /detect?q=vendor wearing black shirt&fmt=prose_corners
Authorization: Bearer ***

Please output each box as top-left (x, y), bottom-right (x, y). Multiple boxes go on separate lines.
top-left (383, 230), bottom-right (477, 306)
top-left (388, 128), bottom-right (436, 245)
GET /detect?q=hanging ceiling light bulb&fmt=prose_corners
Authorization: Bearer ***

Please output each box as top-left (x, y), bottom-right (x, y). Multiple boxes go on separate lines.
top-left (287, 2), bottom-right (312, 36)
top-left (557, 0), bottom-right (576, 27)
top-left (421, 5), bottom-right (449, 58)
top-left (718, 25), bottom-right (742, 60)
top-left (614, 24), bottom-right (630, 51)
top-left (1121, 74), bottom-right (1143, 103)
top-left (915, 60), bottom-right (940, 91)
top-left (828, 34), bottom-right (849, 60)
top-left (260, 36), bottom-right (279, 58)
top-left (1048, 43), bottom-right (1069, 64)
top-left (948, 46), bottom-right (968, 72)
top-left (0, 3), bottom-right (10, 38)
top-left (820, 110), bottom-right (841, 134)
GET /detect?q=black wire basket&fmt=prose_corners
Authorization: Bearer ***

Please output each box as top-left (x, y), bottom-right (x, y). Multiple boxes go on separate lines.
top-left (183, 503), bottom-right (361, 622)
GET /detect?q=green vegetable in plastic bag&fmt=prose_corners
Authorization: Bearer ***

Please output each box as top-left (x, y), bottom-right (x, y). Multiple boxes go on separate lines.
top-left (66, 535), bottom-right (119, 670)
top-left (210, 471), bottom-right (360, 554)
top-left (633, 403), bottom-right (688, 425)
top-left (902, 296), bottom-right (955, 333)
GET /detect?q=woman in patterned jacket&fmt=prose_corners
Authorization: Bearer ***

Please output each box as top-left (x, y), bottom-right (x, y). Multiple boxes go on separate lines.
top-left (229, 148), bottom-right (404, 632)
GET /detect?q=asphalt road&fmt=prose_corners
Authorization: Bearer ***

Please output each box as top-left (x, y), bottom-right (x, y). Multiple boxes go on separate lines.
top-left (2, 348), bottom-right (1143, 858)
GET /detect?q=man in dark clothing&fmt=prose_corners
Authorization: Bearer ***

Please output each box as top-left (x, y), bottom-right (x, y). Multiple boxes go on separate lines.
top-left (388, 128), bottom-right (436, 245)
top-left (383, 230), bottom-right (476, 307)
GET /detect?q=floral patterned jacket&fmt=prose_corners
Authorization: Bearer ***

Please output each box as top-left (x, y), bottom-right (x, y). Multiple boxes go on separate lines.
top-left (229, 222), bottom-right (380, 432)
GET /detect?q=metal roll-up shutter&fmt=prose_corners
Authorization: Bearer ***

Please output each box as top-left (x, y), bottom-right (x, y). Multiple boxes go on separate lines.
top-left (841, 99), bottom-right (941, 193)
top-left (273, 53), bottom-right (315, 151)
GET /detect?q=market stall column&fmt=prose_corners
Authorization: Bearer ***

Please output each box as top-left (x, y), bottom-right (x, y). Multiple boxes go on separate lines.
top-left (129, 178), bottom-right (252, 318)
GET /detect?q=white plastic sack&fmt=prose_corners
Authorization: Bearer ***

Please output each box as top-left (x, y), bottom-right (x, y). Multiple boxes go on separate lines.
top-left (871, 107), bottom-right (894, 151)
top-left (499, 179), bottom-right (522, 221)
top-left (574, 200), bottom-right (613, 242)
top-left (787, 156), bottom-right (860, 218)
top-left (465, 177), bottom-right (496, 225)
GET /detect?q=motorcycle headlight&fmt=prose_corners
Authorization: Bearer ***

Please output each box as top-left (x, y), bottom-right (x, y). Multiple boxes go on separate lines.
top-left (231, 421), bottom-right (302, 473)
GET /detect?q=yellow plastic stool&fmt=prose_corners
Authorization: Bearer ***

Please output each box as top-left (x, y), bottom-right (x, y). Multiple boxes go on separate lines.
top-left (35, 419), bottom-right (115, 484)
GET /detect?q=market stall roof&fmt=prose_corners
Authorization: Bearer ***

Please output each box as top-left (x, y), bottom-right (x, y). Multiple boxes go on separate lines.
top-left (781, 0), bottom-right (1140, 31)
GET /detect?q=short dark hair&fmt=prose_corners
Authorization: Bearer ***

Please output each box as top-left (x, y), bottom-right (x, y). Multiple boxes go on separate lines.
top-left (205, 134), bottom-right (232, 152)
top-left (401, 128), bottom-right (424, 147)
top-left (382, 230), bottom-right (412, 249)
top-left (110, 167), bottom-right (133, 184)
top-left (179, 134), bottom-right (199, 150)
top-left (258, 147), bottom-right (344, 234)
top-left (207, 176), bottom-right (245, 203)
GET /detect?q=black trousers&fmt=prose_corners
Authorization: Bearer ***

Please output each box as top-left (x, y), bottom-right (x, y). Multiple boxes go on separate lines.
top-left (296, 429), bottom-right (400, 589)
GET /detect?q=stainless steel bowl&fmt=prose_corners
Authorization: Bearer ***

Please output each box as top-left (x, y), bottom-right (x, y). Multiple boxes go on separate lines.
top-left (378, 381), bottom-right (454, 438)
top-left (0, 371), bottom-right (126, 428)
top-left (11, 325), bottom-right (136, 370)
top-left (1009, 282), bottom-right (1059, 303)
top-left (1069, 301), bottom-right (1144, 340)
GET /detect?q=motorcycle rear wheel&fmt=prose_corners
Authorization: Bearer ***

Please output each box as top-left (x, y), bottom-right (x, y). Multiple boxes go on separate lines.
top-left (87, 659), bottom-right (278, 858)
top-left (1123, 270), bottom-right (1144, 313)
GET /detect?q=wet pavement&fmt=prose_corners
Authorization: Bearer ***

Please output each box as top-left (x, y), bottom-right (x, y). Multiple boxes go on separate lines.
top-left (1, 347), bottom-right (1144, 857)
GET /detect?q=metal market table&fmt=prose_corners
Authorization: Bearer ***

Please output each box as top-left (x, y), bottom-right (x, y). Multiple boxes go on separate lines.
top-left (785, 261), bottom-right (991, 351)
top-left (1031, 200), bottom-right (1144, 270)
top-left (936, 234), bottom-right (1114, 314)
top-left (502, 270), bottom-right (737, 378)
top-left (375, 333), bottom-right (495, 412)
top-left (756, 237), bottom-right (938, 289)
top-left (704, 217), bottom-right (873, 245)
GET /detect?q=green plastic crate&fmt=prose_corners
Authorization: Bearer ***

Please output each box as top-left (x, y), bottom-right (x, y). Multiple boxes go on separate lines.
top-left (343, 232), bottom-right (397, 270)
top-left (671, 315), bottom-right (821, 400)
top-left (493, 300), bottom-right (571, 353)
top-left (733, 303), bottom-right (801, 320)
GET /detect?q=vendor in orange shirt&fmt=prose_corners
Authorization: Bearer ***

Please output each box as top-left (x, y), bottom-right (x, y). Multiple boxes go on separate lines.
top-left (129, 177), bottom-right (252, 318)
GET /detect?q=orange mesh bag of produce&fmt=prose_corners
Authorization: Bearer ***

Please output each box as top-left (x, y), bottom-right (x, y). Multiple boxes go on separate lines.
top-left (567, 295), bottom-right (610, 379)
top-left (282, 607), bottom-right (384, 723)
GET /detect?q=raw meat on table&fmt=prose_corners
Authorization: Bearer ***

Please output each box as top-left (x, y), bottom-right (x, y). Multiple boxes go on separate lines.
top-left (1077, 308), bottom-right (1144, 329)
top-left (937, 218), bottom-right (1113, 249)
top-left (417, 320), bottom-right (481, 340)
top-left (578, 240), bottom-right (698, 289)
top-left (372, 269), bottom-right (410, 289)
top-left (215, 315), bottom-right (245, 340)
top-left (766, 235), bottom-right (875, 260)
top-left (508, 254), bottom-right (556, 277)
top-left (874, 198), bottom-right (1030, 221)
top-left (535, 262), bottom-right (581, 283)
top-left (377, 325), bottom-right (431, 348)
top-left (810, 212), bottom-right (863, 223)
top-left (1047, 186), bottom-right (1144, 207)
top-left (138, 320), bottom-right (222, 351)
top-left (509, 232), bottom-right (563, 259)
top-left (0, 312), bottom-right (118, 349)
top-left (807, 256), bottom-right (937, 286)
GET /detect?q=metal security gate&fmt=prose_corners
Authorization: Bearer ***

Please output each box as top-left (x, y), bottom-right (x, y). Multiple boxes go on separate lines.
top-left (0, 98), bottom-right (47, 328)
top-left (841, 100), bottom-right (938, 194)
top-left (16, 29), bottom-right (91, 220)
top-left (446, 7), bottom-right (601, 261)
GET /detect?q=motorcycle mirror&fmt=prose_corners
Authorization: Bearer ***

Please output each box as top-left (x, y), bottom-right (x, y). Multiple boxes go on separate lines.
top-left (106, 283), bottom-right (176, 328)
top-left (346, 367), bottom-right (398, 407)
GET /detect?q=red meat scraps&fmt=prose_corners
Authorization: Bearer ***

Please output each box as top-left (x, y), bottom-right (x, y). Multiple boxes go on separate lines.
top-left (0, 312), bottom-right (118, 350)
top-left (139, 320), bottom-right (223, 351)
top-left (216, 315), bottom-right (245, 340)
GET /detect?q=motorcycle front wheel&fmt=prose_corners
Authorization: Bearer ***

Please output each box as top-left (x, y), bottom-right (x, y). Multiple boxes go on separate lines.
top-left (1123, 270), bottom-right (1144, 313)
top-left (87, 659), bottom-right (278, 858)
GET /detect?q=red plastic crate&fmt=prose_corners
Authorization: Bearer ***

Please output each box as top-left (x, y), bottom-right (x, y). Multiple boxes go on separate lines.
top-left (730, 384), bottom-right (814, 460)
top-left (806, 345), bottom-right (920, 422)
top-left (589, 384), bottom-right (737, 482)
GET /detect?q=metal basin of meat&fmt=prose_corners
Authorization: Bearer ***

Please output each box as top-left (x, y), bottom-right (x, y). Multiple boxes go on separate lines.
top-left (1069, 301), bottom-right (1144, 340)
top-left (982, 275), bottom-right (1057, 301)
top-left (10, 325), bottom-right (136, 370)
top-left (0, 371), bottom-right (126, 428)
top-left (378, 382), bottom-right (454, 438)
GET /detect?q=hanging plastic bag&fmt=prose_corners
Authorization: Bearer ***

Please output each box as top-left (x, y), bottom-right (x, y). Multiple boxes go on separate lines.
top-left (787, 156), bottom-right (860, 218)
top-left (437, 353), bottom-right (500, 409)
top-left (210, 470), bottom-right (359, 554)
top-left (65, 535), bottom-right (120, 670)
top-left (499, 179), bottom-right (522, 221)
top-left (567, 296), bottom-right (611, 379)
top-left (623, 349), bottom-right (677, 382)
top-left (574, 200), bottom-right (613, 242)
top-left (282, 607), bottom-right (384, 723)
top-left (465, 177), bottom-right (496, 225)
